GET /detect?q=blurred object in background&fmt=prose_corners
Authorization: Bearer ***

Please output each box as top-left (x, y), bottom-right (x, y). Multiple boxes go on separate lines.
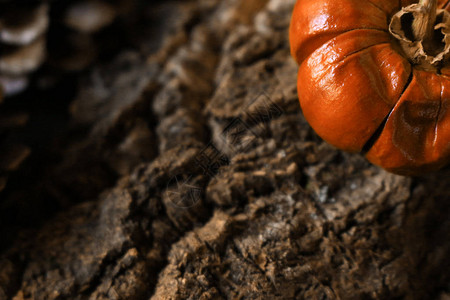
top-left (0, 1), bottom-right (49, 96)
top-left (0, 0), bottom-right (136, 96)
top-left (0, 111), bottom-right (30, 193)
top-left (0, 0), bottom-right (138, 194)
top-left (64, 0), bottom-right (117, 33)
top-left (0, 1), bottom-right (47, 191)
top-left (48, 0), bottom-right (129, 73)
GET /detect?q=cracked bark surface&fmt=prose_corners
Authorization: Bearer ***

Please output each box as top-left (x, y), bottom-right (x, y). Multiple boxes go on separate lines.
top-left (1, 0), bottom-right (450, 299)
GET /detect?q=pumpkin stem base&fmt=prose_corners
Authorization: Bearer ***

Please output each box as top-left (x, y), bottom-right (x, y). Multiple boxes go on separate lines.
top-left (389, 0), bottom-right (450, 71)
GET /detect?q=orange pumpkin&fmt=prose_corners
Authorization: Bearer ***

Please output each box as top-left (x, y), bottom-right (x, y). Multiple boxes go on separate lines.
top-left (290, 0), bottom-right (450, 175)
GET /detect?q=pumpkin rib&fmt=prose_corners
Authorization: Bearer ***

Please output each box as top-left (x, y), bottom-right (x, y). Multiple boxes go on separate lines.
top-left (396, 63), bottom-right (415, 102)
top-left (299, 30), bottom-right (392, 82)
top-left (289, 0), bottom-right (391, 66)
top-left (337, 42), bottom-right (391, 68)
top-left (362, 69), bottom-right (414, 154)
top-left (361, 114), bottom-right (391, 154)
top-left (366, 0), bottom-right (399, 15)
top-left (298, 33), bottom-right (411, 152)
top-left (442, 0), bottom-right (450, 9)
top-left (291, 28), bottom-right (390, 66)
top-left (433, 77), bottom-right (443, 145)
top-left (365, 70), bottom-right (450, 174)
top-left (366, 1), bottom-right (387, 14)
top-left (350, 43), bottom-right (414, 152)
top-left (293, 28), bottom-right (389, 66)
top-left (437, 76), bottom-right (450, 167)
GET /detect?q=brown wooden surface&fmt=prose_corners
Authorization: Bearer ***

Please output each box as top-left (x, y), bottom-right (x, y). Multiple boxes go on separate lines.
top-left (0, 0), bottom-right (449, 299)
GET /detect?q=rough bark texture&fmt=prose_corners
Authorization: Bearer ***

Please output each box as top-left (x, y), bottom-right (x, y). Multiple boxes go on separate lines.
top-left (1, 0), bottom-right (450, 299)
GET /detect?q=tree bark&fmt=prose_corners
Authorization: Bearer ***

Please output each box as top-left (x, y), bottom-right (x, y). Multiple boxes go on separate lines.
top-left (1, 0), bottom-right (450, 299)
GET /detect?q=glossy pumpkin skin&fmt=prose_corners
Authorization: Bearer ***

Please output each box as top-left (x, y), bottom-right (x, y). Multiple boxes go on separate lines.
top-left (290, 0), bottom-right (450, 175)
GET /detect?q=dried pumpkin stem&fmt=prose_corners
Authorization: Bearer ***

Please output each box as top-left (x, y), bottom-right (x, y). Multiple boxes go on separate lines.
top-left (390, 0), bottom-right (450, 69)
top-left (412, 0), bottom-right (438, 42)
